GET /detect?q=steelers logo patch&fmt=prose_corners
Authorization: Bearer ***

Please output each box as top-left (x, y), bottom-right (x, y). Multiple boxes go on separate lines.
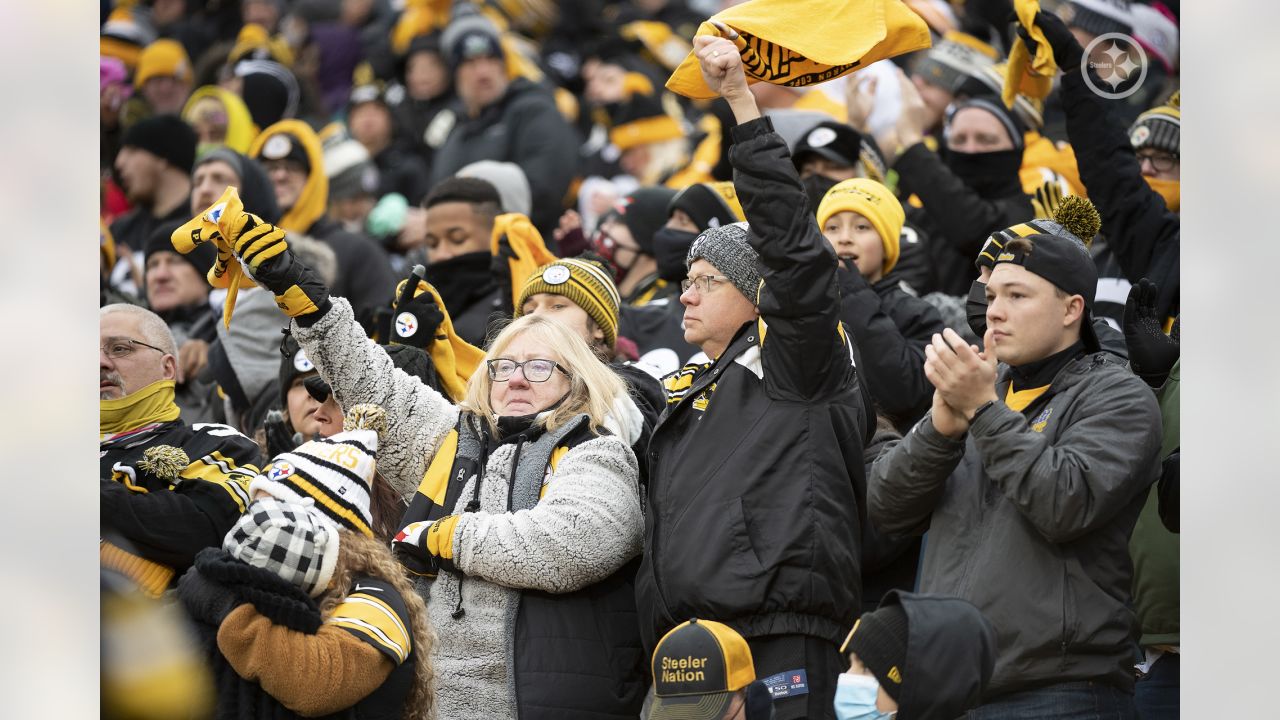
top-left (806, 127), bottom-right (837, 148)
top-left (1129, 125), bottom-right (1151, 147)
top-left (395, 311), bottom-right (418, 337)
top-left (262, 134), bottom-right (293, 160)
top-left (293, 350), bottom-right (313, 373)
top-left (543, 265), bottom-right (571, 285)
top-left (266, 461), bottom-right (295, 481)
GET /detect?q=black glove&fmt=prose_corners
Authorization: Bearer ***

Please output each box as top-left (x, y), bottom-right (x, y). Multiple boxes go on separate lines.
top-left (389, 265), bottom-right (446, 349)
top-left (263, 409), bottom-right (301, 457)
top-left (176, 566), bottom-right (243, 626)
top-left (229, 214), bottom-right (331, 321)
top-left (1123, 279), bottom-right (1179, 387)
top-left (1016, 10), bottom-right (1084, 72)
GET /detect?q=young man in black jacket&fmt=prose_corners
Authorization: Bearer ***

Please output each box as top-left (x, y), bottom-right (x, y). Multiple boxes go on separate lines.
top-left (636, 30), bottom-right (873, 720)
top-left (869, 233), bottom-right (1162, 719)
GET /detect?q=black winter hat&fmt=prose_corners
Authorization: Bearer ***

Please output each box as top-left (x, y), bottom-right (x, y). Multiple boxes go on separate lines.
top-left (842, 604), bottom-right (909, 702)
top-left (793, 120), bottom-right (863, 171)
top-left (121, 114), bottom-right (198, 174)
top-left (614, 187), bottom-right (678, 256)
top-left (277, 331), bottom-right (317, 409)
top-left (143, 220), bottom-right (216, 279)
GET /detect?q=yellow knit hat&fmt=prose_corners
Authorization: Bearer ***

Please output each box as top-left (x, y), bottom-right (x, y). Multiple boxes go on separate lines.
top-left (134, 39), bottom-right (193, 88)
top-left (515, 258), bottom-right (621, 349)
top-left (816, 178), bottom-right (905, 275)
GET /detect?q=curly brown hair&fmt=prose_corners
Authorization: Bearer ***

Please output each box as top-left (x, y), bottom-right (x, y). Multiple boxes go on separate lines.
top-left (319, 531), bottom-right (436, 720)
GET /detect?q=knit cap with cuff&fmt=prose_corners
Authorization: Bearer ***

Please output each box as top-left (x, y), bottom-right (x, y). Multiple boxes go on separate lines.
top-left (816, 178), bottom-right (905, 276)
top-left (248, 405), bottom-right (386, 538)
top-left (223, 496), bottom-right (339, 598)
top-left (840, 603), bottom-right (909, 701)
top-left (975, 195), bottom-right (1102, 272)
top-left (121, 114), bottom-right (198, 175)
top-left (515, 257), bottom-right (621, 349)
top-left (686, 221), bottom-right (761, 304)
top-left (134, 39), bottom-right (193, 88)
top-left (1129, 91), bottom-right (1180, 155)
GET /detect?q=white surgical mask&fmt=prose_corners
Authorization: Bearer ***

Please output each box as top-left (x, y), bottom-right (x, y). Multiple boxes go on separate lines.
top-left (833, 673), bottom-right (895, 720)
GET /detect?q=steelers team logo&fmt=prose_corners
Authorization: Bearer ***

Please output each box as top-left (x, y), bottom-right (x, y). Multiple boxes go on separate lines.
top-left (543, 265), bottom-right (571, 285)
top-left (293, 350), bottom-right (313, 372)
top-left (395, 311), bottom-right (418, 337)
top-left (266, 461), bottom-right (295, 481)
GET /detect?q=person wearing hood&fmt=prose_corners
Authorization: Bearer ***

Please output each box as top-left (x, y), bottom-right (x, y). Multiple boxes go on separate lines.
top-left (889, 77), bottom-right (1036, 296)
top-left (818, 178), bottom-right (946, 432)
top-left (348, 72), bottom-right (432, 206)
top-left (835, 590), bottom-right (996, 720)
top-left (869, 232), bottom-right (1162, 718)
top-left (394, 33), bottom-right (457, 170)
top-left (249, 119), bottom-right (396, 326)
top-left (1017, 11), bottom-right (1180, 327)
top-left (428, 7), bottom-right (582, 236)
top-left (182, 85), bottom-right (257, 154)
top-left (590, 186), bottom-right (680, 306)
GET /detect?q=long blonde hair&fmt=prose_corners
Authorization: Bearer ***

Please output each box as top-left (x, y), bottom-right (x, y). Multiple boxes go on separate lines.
top-left (460, 314), bottom-right (627, 437)
top-left (319, 532), bottom-right (436, 720)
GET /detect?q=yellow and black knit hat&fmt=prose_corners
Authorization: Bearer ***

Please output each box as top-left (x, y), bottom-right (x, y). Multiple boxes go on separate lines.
top-left (975, 195), bottom-right (1102, 272)
top-left (816, 178), bottom-right (905, 275)
top-left (1129, 91), bottom-right (1180, 155)
top-left (515, 258), bottom-right (621, 349)
top-left (134, 39), bottom-right (193, 89)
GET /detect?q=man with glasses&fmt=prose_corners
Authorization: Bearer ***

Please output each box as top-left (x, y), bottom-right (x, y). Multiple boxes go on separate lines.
top-left (100, 304), bottom-right (262, 598)
top-left (636, 31), bottom-right (874, 720)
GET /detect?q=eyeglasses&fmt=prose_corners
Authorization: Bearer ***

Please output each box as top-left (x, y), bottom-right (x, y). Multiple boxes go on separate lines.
top-left (1136, 150), bottom-right (1178, 173)
top-left (101, 337), bottom-right (167, 359)
top-left (487, 358), bottom-right (570, 383)
top-left (680, 274), bottom-right (732, 294)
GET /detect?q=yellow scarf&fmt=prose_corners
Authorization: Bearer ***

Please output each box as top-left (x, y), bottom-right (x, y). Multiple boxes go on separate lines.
top-left (1003, 0), bottom-right (1055, 108)
top-left (491, 213), bottom-right (558, 312)
top-left (100, 380), bottom-right (181, 436)
top-left (396, 279), bottom-right (485, 402)
top-left (666, 0), bottom-right (931, 100)
top-left (1145, 177), bottom-right (1180, 212)
top-left (248, 120), bottom-right (328, 234)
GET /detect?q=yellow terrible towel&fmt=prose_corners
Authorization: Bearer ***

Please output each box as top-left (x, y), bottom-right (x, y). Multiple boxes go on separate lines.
top-left (491, 213), bottom-right (558, 313)
top-left (1004, 0), bottom-right (1056, 109)
top-left (666, 0), bottom-right (931, 100)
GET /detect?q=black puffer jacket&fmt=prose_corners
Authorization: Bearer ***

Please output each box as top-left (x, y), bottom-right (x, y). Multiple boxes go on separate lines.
top-left (637, 117), bottom-right (874, 653)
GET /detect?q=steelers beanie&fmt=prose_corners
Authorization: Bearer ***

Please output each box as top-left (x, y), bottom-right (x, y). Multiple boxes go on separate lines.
top-left (121, 114), bottom-right (198, 174)
top-left (844, 604), bottom-right (909, 702)
top-left (515, 258), bottom-right (621, 349)
top-left (1129, 92), bottom-right (1180, 155)
top-left (687, 222), bottom-right (762, 304)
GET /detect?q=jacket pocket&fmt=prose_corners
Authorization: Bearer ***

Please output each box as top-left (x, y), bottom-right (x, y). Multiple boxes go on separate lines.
top-left (665, 497), bottom-right (767, 614)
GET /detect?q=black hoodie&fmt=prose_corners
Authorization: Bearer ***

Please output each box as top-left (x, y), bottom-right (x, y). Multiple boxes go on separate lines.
top-left (879, 590), bottom-right (997, 720)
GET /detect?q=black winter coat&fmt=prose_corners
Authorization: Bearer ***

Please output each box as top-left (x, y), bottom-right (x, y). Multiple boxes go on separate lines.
top-left (428, 78), bottom-right (581, 236)
top-left (637, 117), bottom-right (874, 654)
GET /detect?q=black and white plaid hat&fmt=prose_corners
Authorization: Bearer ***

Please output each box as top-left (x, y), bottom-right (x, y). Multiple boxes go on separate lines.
top-left (223, 496), bottom-right (339, 598)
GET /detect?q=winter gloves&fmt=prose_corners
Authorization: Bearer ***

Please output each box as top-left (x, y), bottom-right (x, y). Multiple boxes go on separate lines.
top-left (392, 515), bottom-right (461, 577)
top-left (1123, 279), bottom-right (1179, 388)
top-left (389, 266), bottom-right (446, 350)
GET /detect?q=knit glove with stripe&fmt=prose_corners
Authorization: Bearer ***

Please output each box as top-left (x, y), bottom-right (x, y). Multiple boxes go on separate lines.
top-left (392, 515), bottom-right (460, 577)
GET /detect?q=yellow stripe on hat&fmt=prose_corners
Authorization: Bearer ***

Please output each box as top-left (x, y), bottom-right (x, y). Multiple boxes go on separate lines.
top-left (287, 473), bottom-right (374, 537)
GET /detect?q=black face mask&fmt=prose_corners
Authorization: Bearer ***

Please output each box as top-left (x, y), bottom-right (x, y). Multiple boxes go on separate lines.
top-left (966, 279), bottom-right (988, 338)
top-left (945, 148), bottom-right (1024, 198)
top-left (425, 251), bottom-right (497, 311)
top-left (653, 227), bottom-right (700, 282)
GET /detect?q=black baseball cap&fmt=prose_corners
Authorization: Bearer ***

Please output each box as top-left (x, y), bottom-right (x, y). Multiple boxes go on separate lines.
top-left (646, 619), bottom-right (756, 720)
top-left (792, 121), bottom-right (862, 171)
top-left (991, 233), bottom-right (1101, 351)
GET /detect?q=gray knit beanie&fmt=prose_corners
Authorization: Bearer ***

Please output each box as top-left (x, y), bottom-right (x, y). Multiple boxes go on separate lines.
top-left (686, 221), bottom-right (762, 303)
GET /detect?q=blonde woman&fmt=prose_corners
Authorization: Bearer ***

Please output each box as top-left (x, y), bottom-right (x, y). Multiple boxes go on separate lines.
top-left (197, 193), bottom-right (646, 719)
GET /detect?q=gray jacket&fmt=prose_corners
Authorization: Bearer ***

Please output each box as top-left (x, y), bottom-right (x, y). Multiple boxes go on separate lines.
top-left (868, 351), bottom-right (1162, 697)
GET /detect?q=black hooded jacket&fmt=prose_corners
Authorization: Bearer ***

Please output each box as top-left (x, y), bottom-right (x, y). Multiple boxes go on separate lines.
top-left (878, 590), bottom-right (996, 720)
